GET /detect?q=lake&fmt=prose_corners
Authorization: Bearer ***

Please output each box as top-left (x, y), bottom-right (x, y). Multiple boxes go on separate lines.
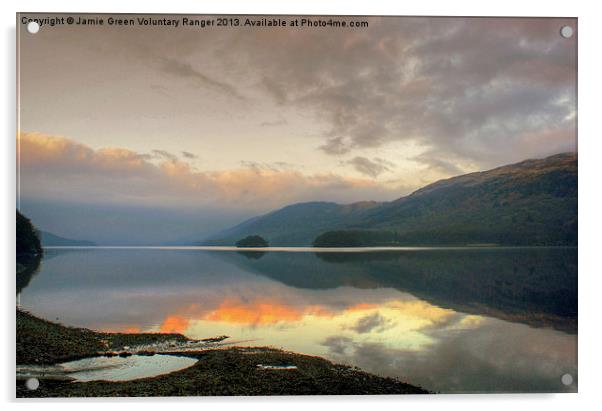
top-left (17, 246), bottom-right (577, 393)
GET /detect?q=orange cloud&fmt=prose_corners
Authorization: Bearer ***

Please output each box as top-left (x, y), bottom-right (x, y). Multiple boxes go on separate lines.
top-left (121, 326), bottom-right (142, 334)
top-left (343, 303), bottom-right (378, 313)
top-left (203, 298), bottom-right (303, 325)
top-left (192, 299), bottom-right (383, 327)
top-left (139, 297), bottom-right (456, 336)
top-left (96, 325), bottom-right (142, 334)
top-left (160, 315), bottom-right (191, 333)
top-left (18, 132), bottom-right (154, 175)
top-left (18, 132), bottom-right (398, 209)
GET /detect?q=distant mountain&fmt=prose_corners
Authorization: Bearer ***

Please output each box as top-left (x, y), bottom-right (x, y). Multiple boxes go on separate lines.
top-left (204, 153), bottom-right (577, 246)
top-left (204, 201), bottom-right (382, 245)
top-left (39, 231), bottom-right (96, 247)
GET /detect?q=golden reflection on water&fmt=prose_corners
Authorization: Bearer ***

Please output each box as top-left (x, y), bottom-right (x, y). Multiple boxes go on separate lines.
top-left (108, 296), bottom-right (483, 359)
top-left (20, 248), bottom-right (577, 392)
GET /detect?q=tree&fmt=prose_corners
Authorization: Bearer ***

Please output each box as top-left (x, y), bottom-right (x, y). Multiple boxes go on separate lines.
top-left (235, 235), bottom-right (269, 247)
top-left (16, 210), bottom-right (43, 255)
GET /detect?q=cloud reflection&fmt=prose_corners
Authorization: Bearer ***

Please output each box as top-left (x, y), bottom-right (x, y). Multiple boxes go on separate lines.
top-left (18, 249), bottom-right (577, 393)
top-left (322, 318), bottom-right (577, 393)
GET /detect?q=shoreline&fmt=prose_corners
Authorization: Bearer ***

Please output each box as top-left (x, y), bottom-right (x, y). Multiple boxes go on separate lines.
top-left (16, 310), bottom-right (429, 397)
top-left (43, 245), bottom-right (578, 252)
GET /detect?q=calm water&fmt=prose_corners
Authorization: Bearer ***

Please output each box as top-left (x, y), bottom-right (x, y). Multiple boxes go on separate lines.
top-left (17, 355), bottom-right (197, 382)
top-left (17, 247), bottom-right (577, 393)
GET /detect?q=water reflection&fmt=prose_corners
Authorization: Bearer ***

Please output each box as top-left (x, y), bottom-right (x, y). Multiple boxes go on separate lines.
top-left (16, 253), bottom-right (41, 295)
top-left (18, 247), bottom-right (577, 393)
top-left (237, 250), bottom-right (266, 260)
top-left (17, 355), bottom-right (198, 382)
top-left (225, 248), bottom-right (577, 333)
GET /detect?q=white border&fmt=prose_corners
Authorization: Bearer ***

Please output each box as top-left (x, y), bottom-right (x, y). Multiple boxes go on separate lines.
top-left (3, 0), bottom-right (601, 409)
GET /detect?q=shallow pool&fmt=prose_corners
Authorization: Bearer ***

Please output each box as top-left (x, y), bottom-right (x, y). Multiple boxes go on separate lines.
top-left (18, 354), bottom-right (198, 382)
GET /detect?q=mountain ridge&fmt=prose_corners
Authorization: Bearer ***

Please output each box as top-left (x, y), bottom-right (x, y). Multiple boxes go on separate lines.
top-left (203, 152), bottom-right (577, 246)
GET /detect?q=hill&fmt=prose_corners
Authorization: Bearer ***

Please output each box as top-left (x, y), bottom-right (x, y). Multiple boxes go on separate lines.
top-left (204, 201), bottom-right (382, 245)
top-left (235, 235), bottom-right (269, 247)
top-left (204, 153), bottom-right (577, 247)
top-left (39, 231), bottom-right (96, 247)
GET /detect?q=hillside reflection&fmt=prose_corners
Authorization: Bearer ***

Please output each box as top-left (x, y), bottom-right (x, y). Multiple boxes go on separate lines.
top-left (221, 247), bottom-right (577, 333)
top-left (18, 247), bottom-right (577, 393)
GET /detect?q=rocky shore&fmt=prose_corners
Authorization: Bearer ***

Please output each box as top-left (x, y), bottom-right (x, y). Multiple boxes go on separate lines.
top-left (16, 310), bottom-right (429, 397)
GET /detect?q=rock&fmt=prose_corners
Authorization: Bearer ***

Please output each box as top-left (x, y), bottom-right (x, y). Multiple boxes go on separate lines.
top-left (201, 335), bottom-right (230, 343)
top-left (136, 350), bottom-right (156, 356)
top-left (256, 364), bottom-right (298, 370)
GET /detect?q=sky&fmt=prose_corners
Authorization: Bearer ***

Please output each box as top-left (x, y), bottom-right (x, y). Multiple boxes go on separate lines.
top-left (17, 15), bottom-right (577, 244)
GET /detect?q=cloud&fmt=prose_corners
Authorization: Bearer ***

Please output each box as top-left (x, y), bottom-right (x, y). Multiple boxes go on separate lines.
top-left (19, 16), bottom-right (576, 190)
top-left (259, 118), bottom-right (288, 127)
top-left (228, 17), bottom-right (576, 167)
top-left (319, 137), bottom-right (352, 155)
top-left (203, 298), bottom-right (304, 326)
top-left (181, 151), bottom-right (198, 159)
top-left (322, 319), bottom-right (577, 393)
top-left (239, 160), bottom-right (297, 173)
top-left (260, 77), bottom-right (288, 105)
top-left (349, 312), bottom-right (392, 334)
top-left (345, 156), bottom-right (395, 178)
top-left (160, 315), bottom-right (190, 333)
top-left (18, 132), bottom-right (400, 211)
top-left (18, 132), bottom-right (157, 177)
top-left (159, 57), bottom-right (246, 101)
top-left (149, 84), bottom-right (172, 98)
top-left (152, 149), bottom-right (178, 161)
top-left (322, 336), bottom-right (354, 355)
top-left (412, 152), bottom-right (466, 176)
